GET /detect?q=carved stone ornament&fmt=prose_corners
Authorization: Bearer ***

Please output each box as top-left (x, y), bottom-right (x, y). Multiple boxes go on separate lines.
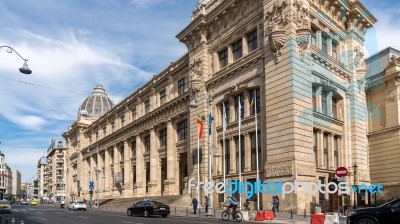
top-left (189, 59), bottom-right (205, 97)
top-left (265, 163), bottom-right (293, 178)
top-left (292, 0), bottom-right (310, 30)
top-left (353, 46), bottom-right (365, 69)
top-left (357, 77), bottom-right (369, 91)
top-left (265, 1), bottom-right (289, 63)
top-left (296, 28), bottom-right (311, 56)
top-left (386, 90), bottom-right (396, 102)
top-left (297, 163), bottom-right (316, 177)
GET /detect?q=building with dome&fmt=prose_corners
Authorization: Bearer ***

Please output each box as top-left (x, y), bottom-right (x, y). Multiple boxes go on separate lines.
top-left (62, 0), bottom-right (381, 214)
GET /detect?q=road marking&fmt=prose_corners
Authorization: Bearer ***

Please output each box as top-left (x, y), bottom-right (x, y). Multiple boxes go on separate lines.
top-left (121, 222), bottom-right (134, 223)
top-left (78, 216), bottom-right (90, 218)
top-left (37, 217), bottom-right (47, 220)
top-left (56, 212), bottom-right (62, 214)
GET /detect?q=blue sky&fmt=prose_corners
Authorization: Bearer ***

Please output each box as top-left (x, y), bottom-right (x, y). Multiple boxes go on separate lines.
top-left (0, 0), bottom-right (399, 183)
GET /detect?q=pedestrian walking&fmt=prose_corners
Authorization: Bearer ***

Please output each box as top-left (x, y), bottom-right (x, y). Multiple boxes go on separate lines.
top-left (275, 195), bottom-right (280, 213)
top-left (190, 197), bottom-right (198, 214)
top-left (205, 195), bottom-right (210, 214)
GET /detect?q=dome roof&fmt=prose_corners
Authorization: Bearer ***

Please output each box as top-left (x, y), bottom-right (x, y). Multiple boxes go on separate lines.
top-left (77, 84), bottom-right (115, 119)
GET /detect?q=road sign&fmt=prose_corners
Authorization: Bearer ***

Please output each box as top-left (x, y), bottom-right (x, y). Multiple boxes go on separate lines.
top-left (336, 167), bottom-right (348, 177)
top-left (338, 177), bottom-right (347, 182)
top-left (89, 181), bottom-right (94, 190)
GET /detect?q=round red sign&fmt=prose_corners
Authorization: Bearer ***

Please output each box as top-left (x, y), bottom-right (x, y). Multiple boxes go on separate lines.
top-left (336, 167), bottom-right (348, 177)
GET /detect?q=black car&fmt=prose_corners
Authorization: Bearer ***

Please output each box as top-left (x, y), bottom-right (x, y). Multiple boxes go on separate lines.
top-left (127, 200), bottom-right (170, 218)
top-left (347, 198), bottom-right (400, 224)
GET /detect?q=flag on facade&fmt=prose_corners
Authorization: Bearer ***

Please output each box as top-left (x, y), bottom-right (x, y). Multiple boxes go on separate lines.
top-left (222, 103), bottom-right (227, 132)
top-left (197, 116), bottom-right (203, 138)
top-left (249, 95), bottom-right (255, 113)
top-left (208, 110), bottom-right (213, 136)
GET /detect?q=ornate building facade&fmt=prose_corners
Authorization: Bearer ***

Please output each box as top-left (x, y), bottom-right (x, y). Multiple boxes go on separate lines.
top-left (63, 0), bottom-right (377, 213)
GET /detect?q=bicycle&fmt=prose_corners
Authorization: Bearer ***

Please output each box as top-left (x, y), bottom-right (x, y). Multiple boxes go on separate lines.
top-left (221, 206), bottom-right (243, 222)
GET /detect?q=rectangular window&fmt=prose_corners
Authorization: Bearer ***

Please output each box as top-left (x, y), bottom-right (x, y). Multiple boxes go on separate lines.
top-left (251, 132), bottom-right (262, 170)
top-left (177, 119), bottom-right (188, 141)
top-left (103, 127), bottom-right (107, 136)
top-left (323, 133), bottom-right (328, 169)
top-left (334, 137), bottom-right (339, 168)
top-left (220, 101), bottom-right (230, 125)
top-left (131, 140), bottom-right (136, 157)
top-left (132, 108), bottom-right (136, 120)
top-left (235, 136), bottom-right (245, 172)
top-left (313, 130), bottom-right (318, 165)
top-left (312, 86), bottom-right (317, 111)
top-left (311, 28), bottom-right (317, 46)
top-left (120, 115), bottom-right (125, 127)
top-left (159, 90), bottom-right (166, 106)
top-left (111, 121), bottom-right (115, 131)
top-left (192, 147), bottom-right (202, 164)
top-left (249, 89), bottom-right (261, 115)
top-left (159, 128), bottom-right (167, 147)
top-left (120, 146), bottom-right (124, 161)
top-left (332, 97), bottom-right (337, 119)
top-left (322, 90), bottom-right (328, 115)
top-left (144, 135), bottom-right (150, 152)
top-left (178, 78), bottom-right (186, 95)
top-left (319, 176), bottom-right (325, 201)
top-left (222, 139), bottom-right (230, 174)
top-left (322, 35), bottom-right (328, 54)
top-left (219, 48), bottom-right (228, 68)
top-left (235, 95), bottom-right (244, 120)
top-left (247, 30), bottom-right (258, 52)
top-left (332, 41), bottom-right (338, 60)
top-left (232, 39), bottom-right (243, 61)
top-left (144, 99), bottom-right (150, 114)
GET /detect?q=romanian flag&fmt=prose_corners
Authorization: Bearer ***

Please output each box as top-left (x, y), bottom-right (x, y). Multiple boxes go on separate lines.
top-left (197, 116), bottom-right (203, 138)
top-left (249, 97), bottom-right (254, 112)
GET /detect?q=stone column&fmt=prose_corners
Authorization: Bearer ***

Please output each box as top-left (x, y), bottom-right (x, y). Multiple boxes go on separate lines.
top-left (230, 138), bottom-right (237, 173)
top-left (134, 135), bottom-right (144, 197)
top-left (165, 120), bottom-right (176, 195)
top-left (244, 133), bottom-right (251, 171)
top-left (104, 149), bottom-right (111, 192)
top-left (328, 91), bottom-right (333, 117)
top-left (123, 140), bottom-right (130, 194)
top-left (317, 31), bottom-right (322, 49)
top-left (242, 36), bottom-right (248, 56)
top-left (317, 130), bottom-right (324, 169)
top-left (97, 151), bottom-right (104, 196)
top-left (149, 129), bottom-right (159, 196)
top-left (113, 145), bottom-right (120, 193)
top-left (316, 86), bottom-right (322, 113)
top-left (243, 91), bottom-right (249, 117)
top-left (227, 45), bottom-right (233, 64)
top-left (229, 96), bottom-right (235, 123)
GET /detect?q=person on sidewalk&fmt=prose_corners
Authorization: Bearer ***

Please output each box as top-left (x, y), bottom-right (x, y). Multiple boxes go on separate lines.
top-left (275, 195), bottom-right (280, 214)
top-left (190, 197), bottom-right (198, 214)
top-left (205, 196), bottom-right (210, 214)
top-left (271, 196), bottom-right (278, 214)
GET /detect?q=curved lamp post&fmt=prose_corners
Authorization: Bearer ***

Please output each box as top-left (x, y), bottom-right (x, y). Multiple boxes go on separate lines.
top-left (0, 45), bottom-right (32, 74)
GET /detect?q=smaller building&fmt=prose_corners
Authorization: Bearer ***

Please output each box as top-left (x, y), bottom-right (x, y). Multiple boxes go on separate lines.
top-left (0, 151), bottom-right (13, 199)
top-left (37, 156), bottom-right (47, 199)
top-left (45, 139), bottom-right (67, 202)
top-left (11, 169), bottom-right (21, 200)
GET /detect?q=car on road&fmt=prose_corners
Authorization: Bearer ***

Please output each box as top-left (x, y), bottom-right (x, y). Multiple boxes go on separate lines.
top-left (127, 200), bottom-right (170, 218)
top-left (347, 198), bottom-right (400, 224)
top-left (0, 200), bottom-right (11, 213)
top-left (30, 200), bottom-right (37, 205)
top-left (68, 201), bottom-right (87, 211)
top-left (20, 200), bottom-right (28, 205)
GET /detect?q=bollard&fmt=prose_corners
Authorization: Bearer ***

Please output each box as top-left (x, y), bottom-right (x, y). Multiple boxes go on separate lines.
top-left (5, 216), bottom-right (9, 224)
top-left (12, 218), bottom-right (15, 224)
top-left (186, 207), bottom-right (188, 216)
top-left (21, 221), bottom-right (24, 224)
top-left (199, 208), bottom-right (201, 217)
top-left (213, 208), bottom-right (215, 217)
top-left (175, 206), bottom-right (177, 216)
top-left (290, 209), bottom-right (293, 219)
top-left (304, 209), bottom-right (306, 218)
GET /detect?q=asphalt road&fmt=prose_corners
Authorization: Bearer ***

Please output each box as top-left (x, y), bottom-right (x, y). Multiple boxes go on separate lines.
top-left (1, 204), bottom-right (245, 224)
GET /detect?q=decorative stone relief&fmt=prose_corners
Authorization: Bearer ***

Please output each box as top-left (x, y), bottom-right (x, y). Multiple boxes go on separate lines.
top-left (293, 0), bottom-right (310, 29)
top-left (385, 90), bottom-right (396, 102)
top-left (357, 77), bottom-right (369, 91)
top-left (265, 163), bottom-right (293, 178)
top-left (297, 164), bottom-right (316, 177)
top-left (265, 1), bottom-right (289, 63)
top-left (353, 46), bottom-right (364, 69)
top-left (189, 59), bottom-right (205, 98)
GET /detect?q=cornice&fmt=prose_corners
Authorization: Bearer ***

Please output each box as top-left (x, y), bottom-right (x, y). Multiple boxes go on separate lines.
top-left (368, 124), bottom-right (400, 136)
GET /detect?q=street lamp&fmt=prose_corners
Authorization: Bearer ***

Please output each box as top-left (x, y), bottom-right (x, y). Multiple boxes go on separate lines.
top-left (0, 46), bottom-right (32, 74)
top-left (353, 163), bottom-right (358, 210)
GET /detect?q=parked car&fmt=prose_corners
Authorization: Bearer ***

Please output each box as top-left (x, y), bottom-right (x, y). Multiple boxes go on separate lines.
top-left (20, 200), bottom-right (28, 205)
top-left (30, 200), bottom-right (37, 205)
top-left (68, 201), bottom-right (87, 211)
top-left (127, 200), bottom-right (170, 218)
top-left (347, 198), bottom-right (400, 224)
top-left (0, 200), bottom-right (11, 213)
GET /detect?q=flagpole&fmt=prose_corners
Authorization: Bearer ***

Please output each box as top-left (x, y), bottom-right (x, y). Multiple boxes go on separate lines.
top-left (254, 89), bottom-right (260, 211)
top-left (197, 125), bottom-right (200, 203)
top-left (222, 103), bottom-right (226, 199)
top-left (238, 96), bottom-right (242, 211)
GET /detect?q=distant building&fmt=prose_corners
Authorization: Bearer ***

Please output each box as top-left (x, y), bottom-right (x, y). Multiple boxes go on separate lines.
top-left (37, 156), bottom-right (47, 199)
top-left (45, 139), bottom-right (67, 201)
top-left (11, 169), bottom-right (21, 199)
top-left (0, 151), bottom-right (12, 199)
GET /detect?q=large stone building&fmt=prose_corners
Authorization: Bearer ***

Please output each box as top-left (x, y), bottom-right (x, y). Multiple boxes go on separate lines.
top-left (366, 47), bottom-right (400, 202)
top-left (63, 0), bottom-right (378, 213)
